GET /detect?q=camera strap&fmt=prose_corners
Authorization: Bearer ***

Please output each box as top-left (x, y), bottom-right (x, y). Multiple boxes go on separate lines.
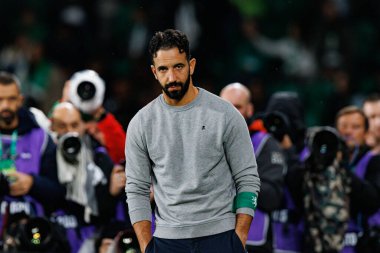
top-left (0, 130), bottom-right (18, 174)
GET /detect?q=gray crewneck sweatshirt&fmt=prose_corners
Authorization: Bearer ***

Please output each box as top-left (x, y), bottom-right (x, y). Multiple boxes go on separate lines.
top-left (125, 88), bottom-right (260, 239)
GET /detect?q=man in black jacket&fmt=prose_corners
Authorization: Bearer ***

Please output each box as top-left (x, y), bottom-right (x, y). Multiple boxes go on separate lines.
top-left (220, 82), bottom-right (286, 253)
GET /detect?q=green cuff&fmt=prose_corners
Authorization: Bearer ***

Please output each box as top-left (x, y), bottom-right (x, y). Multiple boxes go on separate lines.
top-left (233, 192), bottom-right (258, 212)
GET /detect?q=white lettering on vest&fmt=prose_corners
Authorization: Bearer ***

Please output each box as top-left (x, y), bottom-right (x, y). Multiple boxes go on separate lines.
top-left (344, 232), bottom-right (358, 247)
top-left (55, 215), bottom-right (78, 229)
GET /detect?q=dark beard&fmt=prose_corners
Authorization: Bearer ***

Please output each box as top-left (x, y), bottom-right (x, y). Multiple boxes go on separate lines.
top-left (162, 75), bottom-right (190, 101)
top-left (0, 110), bottom-right (16, 126)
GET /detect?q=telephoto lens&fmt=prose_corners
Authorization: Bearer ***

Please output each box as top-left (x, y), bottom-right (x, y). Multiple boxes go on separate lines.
top-left (77, 81), bottom-right (96, 101)
top-left (58, 132), bottom-right (82, 164)
top-left (22, 217), bottom-right (53, 249)
top-left (263, 111), bottom-right (290, 142)
top-left (69, 69), bottom-right (105, 114)
top-left (307, 126), bottom-right (341, 171)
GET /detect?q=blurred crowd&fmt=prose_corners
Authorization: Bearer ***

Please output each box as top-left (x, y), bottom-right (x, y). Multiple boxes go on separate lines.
top-left (1, 0), bottom-right (380, 129)
top-left (2, 0), bottom-right (380, 252)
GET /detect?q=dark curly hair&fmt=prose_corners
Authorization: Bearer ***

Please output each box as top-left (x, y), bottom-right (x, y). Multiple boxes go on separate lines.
top-left (148, 29), bottom-right (191, 63)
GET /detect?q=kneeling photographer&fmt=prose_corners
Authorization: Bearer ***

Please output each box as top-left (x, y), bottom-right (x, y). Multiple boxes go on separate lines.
top-left (49, 102), bottom-right (117, 253)
top-left (286, 126), bottom-right (351, 253)
top-left (2, 213), bottom-right (70, 252)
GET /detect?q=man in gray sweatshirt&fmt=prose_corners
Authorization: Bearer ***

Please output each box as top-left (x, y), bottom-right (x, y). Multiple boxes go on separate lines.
top-left (125, 29), bottom-right (261, 253)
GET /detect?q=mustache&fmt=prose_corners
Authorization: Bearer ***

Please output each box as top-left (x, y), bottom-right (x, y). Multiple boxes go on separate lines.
top-left (165, 82), bottom-right (182, 89)
top-left (0, 109), bottom-right (15, 115)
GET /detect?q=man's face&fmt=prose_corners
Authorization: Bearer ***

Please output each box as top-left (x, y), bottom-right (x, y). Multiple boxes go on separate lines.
top-left (220, 89), bottom-right (253, 119)
top-left (51, 107), bottom-right (85, 137)
top-left (363, 101), bottom-right (380, 141)
top-left (151, 48), bottom-right (195, 101)
top-left (0, 83), bottom-right (23, 128)
top-left (336, 112), bottom-right (367, 149)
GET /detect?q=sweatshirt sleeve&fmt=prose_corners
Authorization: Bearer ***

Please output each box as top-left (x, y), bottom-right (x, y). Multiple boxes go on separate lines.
top-left (223, 108), bottom-right (261, 216)
top-left (124, 113), bottom-right (152, 225)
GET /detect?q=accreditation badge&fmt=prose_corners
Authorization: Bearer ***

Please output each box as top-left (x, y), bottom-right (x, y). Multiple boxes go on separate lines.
top-left (0, 159), bottom-right (17, 182)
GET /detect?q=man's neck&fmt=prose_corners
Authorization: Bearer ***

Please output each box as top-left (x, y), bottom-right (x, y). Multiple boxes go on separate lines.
top-left (163, 85), bottom-right (199, 106)
top-left (371, 144), bottom-right (380, 155)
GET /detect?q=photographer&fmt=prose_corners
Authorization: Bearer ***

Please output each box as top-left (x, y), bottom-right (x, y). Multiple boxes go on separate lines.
top-left (0, 71), bottom-right (66, 248)
top-left (2, 213), bottom-right (70, 252)
top-left (220, 82), bottom-right (286, 253)
top-left (287, 126), bottom-right (350, 253)
top-left (264, 91), bottom-right (307, 166)
top-left (335, 106), bottom-right (380, 252)
top-left (50, 102), bottom-right (117, 253)
top-left (287, 106), bottom-right (380, 253)
top-left (66, 70), bottom-right (126, 164)
top-left (262, 91), bottom-right (307, 253)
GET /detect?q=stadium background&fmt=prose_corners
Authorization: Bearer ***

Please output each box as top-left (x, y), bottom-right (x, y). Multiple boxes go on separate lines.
top-left (1, 0), bottom-right (380, 129)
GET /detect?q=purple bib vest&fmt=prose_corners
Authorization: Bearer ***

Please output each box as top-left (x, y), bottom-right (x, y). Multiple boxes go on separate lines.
top-left (50, 210), bottom-right (95, 253)
top-left (246, 132), bottom-right (271, 246)
top-left (50, 145), bottom-right (109, 253)
top-left (342, 150), bottom-right (379, 253)
top-left (271, 145), bottom-right (309, 253)
top-left (272, 188), bottom-right (304, 253)
top-left (0, 128), bottom-right (47, 229)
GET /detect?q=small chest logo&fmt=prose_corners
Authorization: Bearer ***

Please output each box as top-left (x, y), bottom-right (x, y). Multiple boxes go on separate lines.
top-left (20, 152), bottom-right (32, 159)
top-left (202, 126), bottom-right (206, 130)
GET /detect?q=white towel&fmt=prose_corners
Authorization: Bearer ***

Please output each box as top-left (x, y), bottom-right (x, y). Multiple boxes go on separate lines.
top-left (57, 135), bottom-right (106, 222)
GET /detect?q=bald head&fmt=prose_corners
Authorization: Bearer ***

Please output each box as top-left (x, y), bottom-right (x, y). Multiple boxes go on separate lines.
top-left (220, 82), bottom-right (253, 119)
top-left (51, 102), bottom-right (85, 137)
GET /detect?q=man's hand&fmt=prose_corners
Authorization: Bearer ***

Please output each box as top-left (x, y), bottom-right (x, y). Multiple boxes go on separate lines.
top-left (7, 171), bottom-right (34, 196)
top-left (235, 213), bottom-right (253, 248)
top-left (109, 164), bottom-right (126, 196)
top-left (85, 121), bottom-right (105, 145)
top-left (281, 134), bottom-right (293, 149)
top-left (133, 220), bottom-right (153, 253)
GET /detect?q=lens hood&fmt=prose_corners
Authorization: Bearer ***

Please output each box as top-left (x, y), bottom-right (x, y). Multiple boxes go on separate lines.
top-left (69, 69), bottom-right (105, 114)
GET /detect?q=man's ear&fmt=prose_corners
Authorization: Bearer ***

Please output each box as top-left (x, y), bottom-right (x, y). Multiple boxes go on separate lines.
top-left (189, 58), bottom-right (196, 76)
top-left (19, 94), bottom-right (24, 107)
top-left (248, 103), bottom-right (254, 119)
top-left (151, 65), bottom-right (158, 80)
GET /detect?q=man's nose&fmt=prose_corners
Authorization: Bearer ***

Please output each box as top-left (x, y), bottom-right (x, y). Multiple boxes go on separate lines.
top-left (0, 99), bottom-right (10, 109)
top-left (167, 69), bottom-right (176, 83)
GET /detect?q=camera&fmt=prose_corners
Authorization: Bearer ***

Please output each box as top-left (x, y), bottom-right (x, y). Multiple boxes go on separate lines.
top-left (58, 132), bottom-right (82, 164)
top-left (305, 126), bottom-right (342, 171)
top-left (69, 69), bottom-right (105, 114)
top-left (115, 229), bottom-right (140, 253)
top-left (3, 216), bottom-right (70, 252)
top-left (262, 111), bottom-right (291, 142)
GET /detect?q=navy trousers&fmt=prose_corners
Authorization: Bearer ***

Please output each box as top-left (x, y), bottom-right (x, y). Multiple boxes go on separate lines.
top-left (145, 229), bottom-right (246, 253)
